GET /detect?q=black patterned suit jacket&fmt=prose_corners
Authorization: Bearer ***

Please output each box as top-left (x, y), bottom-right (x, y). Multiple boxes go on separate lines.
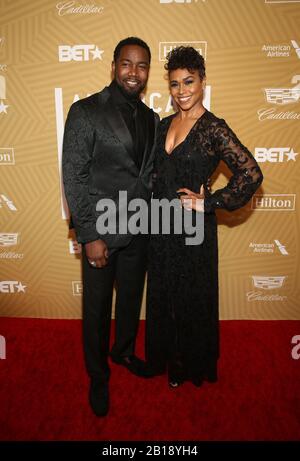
top-left (62, 86), bottom-right (159, 250)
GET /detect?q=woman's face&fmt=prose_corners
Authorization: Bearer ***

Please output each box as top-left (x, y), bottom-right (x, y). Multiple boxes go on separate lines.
top-left (169, 68), bottom-right (205, 112)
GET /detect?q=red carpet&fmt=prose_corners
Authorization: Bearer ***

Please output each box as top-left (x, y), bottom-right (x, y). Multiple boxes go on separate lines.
top-left (0, 318), bottom-right (299, 441)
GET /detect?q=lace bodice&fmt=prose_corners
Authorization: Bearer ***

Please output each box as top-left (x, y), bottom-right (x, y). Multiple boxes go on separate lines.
top-left (153, 111), bottom-right (263, 212)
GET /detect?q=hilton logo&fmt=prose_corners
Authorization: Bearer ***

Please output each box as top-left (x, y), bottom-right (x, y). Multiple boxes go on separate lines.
top-left (0, 148), bottom-right (15, 165)
top-left (72, 281), bottom-right (82, 295)
top-left (159, 41), bottom-right (207, 61)
top-left (251, 194), bottom-right (296, 211)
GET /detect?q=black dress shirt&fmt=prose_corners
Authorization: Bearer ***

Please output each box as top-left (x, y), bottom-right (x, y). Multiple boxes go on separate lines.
top-left (109, 80), bottom-right (146, 170)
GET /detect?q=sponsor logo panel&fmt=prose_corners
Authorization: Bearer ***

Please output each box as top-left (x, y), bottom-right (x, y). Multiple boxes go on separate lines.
top-left (0, 233), bottom-right (24, 259)
top-left (254, 147), bottom-right (298, 163)
top-left (159, 41), bottom-right (207, 61)
top-left (56, 2), bottom-right (104, 16)
top-left (0, 281), bottom-right (26, 293)
top-left (251, 194), bottom-right (296, 211)
top-left (0, 148), bottom-right (15, 165)
top-left (58, 45), bottom-right (104, 62)
top-left (246, 275), bottom-right (288, 302)
top-left (261, 40), bottom-right (300, 58)
top-left (249, 240), bottom-right (288, 255)
top-left (72, 281), bottom-right (82, 296)
top-left (258, 75), bottom-right (300, 120)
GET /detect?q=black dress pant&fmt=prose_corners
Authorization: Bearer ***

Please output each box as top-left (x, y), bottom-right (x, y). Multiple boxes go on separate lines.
top-left (82, 234), bottom-right (148, 383)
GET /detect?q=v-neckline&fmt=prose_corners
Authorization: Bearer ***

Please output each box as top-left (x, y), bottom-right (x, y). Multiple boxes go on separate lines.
top-left (164, 110), bottom-right (207, 156)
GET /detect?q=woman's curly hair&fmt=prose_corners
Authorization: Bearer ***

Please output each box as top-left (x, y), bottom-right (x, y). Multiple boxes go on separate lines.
top-left (164, 46), bottom-right (206, 80)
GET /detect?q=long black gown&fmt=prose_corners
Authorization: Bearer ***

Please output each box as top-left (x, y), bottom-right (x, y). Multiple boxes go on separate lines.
top-left (146, 110), bottom-right (263, 386)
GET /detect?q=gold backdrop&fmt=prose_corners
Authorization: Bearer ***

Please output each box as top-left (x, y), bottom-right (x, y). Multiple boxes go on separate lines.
top-left (1, 0), bottom-right (300, 320)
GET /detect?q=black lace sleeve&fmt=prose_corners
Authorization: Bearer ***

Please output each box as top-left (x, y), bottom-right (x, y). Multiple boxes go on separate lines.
top-left (205, 119), bottom-right (263, 212)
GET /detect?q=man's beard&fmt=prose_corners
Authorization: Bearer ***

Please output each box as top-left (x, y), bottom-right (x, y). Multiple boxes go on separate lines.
top-left (117, 80), bottom-right (146, 100)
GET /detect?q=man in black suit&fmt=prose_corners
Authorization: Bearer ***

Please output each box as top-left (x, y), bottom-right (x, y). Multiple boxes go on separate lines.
top-left (62, 37), bottom-right (159, 416)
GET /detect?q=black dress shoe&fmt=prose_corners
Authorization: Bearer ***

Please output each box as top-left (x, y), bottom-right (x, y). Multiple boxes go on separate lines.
top-left (111, 355), bottom-right (155, 378)
top-left (89, 380), bottom-right (109, 417)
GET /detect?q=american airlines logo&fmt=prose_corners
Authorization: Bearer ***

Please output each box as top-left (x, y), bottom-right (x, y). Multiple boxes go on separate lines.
top-left (262, 44), bottom-right (291, 58)
top-left (0, 148), bottom-right (15, 165)
top-left (69, 240), bottom-right (82, 254)
top-left (0, 281), bottom-right (26, 293)
top-left (264, 75), bottom-right (300, 105)
top-left (252, 275), bottom-right (286, 290)
top-left (0, 195), bottom-right (17, 211)
top-left (72, 281), bottom-right (82, 296)
top-left (251, 194), bottom-right (296, 211)
top-left (291, 40), bottom-right (300, 59)
top-left (261, 41), bottom-right (300, 59)
top-left (254, 147), bottom-right (298, 163)
top-left (58, 45), bottom-right (104, 62)
top-left (0, 233), bottom-right (18, 247)
top-left (159, 41), bottom-right (207, 61)
top-left (249, 240), bottom-right (288, 255)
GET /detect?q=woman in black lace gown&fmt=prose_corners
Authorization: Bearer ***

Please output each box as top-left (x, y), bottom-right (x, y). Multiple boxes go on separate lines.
top-left (145, 47), bottom-right (263, 388)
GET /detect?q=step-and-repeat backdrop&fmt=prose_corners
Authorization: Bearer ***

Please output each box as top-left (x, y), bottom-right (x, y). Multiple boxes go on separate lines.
top-left (1, 0), bottom-right (299, 319)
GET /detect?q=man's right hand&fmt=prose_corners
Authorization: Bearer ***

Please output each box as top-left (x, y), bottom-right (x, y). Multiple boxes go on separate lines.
top-left (85, 239), bottom-right (109, 268)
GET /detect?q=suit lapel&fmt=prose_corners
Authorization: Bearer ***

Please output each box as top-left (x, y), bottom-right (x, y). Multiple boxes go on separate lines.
top-left (103, 94), bottom-right (135, 158)
top-left (98, 88), bottom-right (156, 176)
top-left (138, 104), bottom-right (155, 175)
